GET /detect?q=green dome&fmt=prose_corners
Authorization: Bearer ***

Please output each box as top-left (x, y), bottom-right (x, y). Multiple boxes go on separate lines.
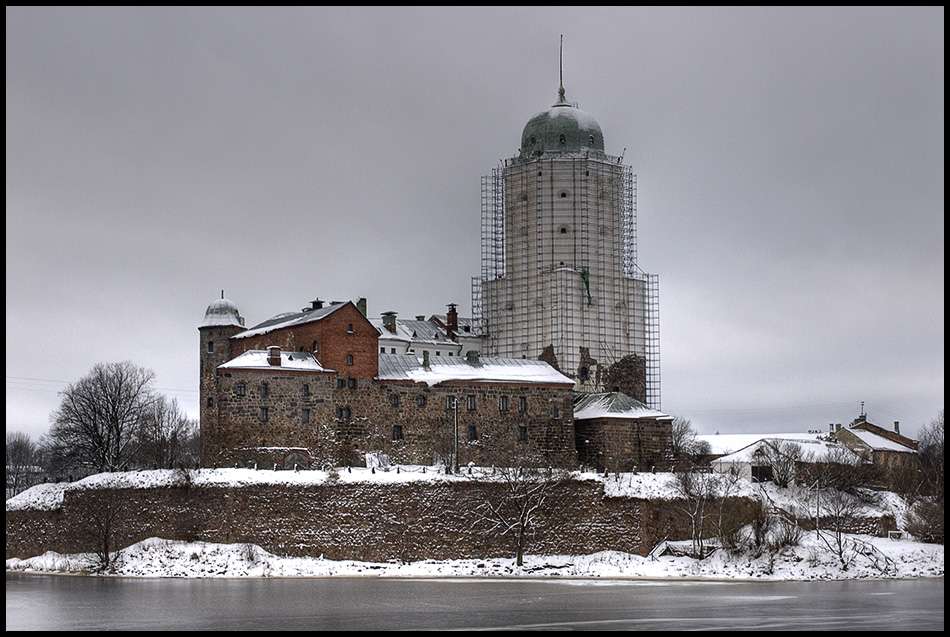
top-left (519, 87), bottom-right (605, 159)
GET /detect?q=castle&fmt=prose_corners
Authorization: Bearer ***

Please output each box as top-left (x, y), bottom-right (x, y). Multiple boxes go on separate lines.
top-left (199, 78), bottom-right (671, 472)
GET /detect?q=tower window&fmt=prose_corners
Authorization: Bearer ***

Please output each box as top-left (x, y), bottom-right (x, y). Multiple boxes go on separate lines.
top-left (560, 192), bottom-right (568, 198)
top-left (589, 134), bottom-right (595, 145)
top-left (518, 426), bottom-right (528, 442)
top-left (468, 425), bottom-right (478, 441)
top-left (393, 425), bottom-right (404, 441)
top-left (259, 407), bottom-right (268, 422)
top-left (559, 133), bottom-right (566, 144)
top-left (207, 341), bottom-right (214, 353)
top-left (560, 227), bottom-right (568, 234)
top-left (301, 408), bottom-right (311, 424)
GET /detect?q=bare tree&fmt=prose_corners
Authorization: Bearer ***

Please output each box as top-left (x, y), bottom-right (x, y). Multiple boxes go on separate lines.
top-left (44, 361), bottom-right (159, 474)
top-left (83, 489), bottom-right (127, 572)
top-left (754, 440), bottom-right (802, 487)
top-left (139, 397), bottom-right (199, 469)
top-left (468, 460), bottom-right (567, 566)
top-left (670, 416), bottom-right (709, 467)
top-left (6, 431), bottom-right (40, 497)
top-left (674, 470), bottom-right (717, 557)
top-left (906, 410), bottom-right (944, 543)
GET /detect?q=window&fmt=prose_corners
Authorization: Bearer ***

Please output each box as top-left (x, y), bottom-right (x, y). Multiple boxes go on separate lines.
top-left (206, 397), bottom-right (213, 408)
top-left (518, 426), bottom-right (528, 442)
top-left (416, 394), bottom-right (427, 408)
top-left (336, 406), bottom-right (351, 420)
top-left (467, 395), bottom-right (476, 412)
top-left (578, 366), bottom-right (589, 381)
top-left (336, 378), bottom-right (347, 389)
top-left (559, 133), bottom-right (566, 144)
top-left (302, 383), bottom-right (310, 397)
top-left (346, 354), bottom-right (354, 366)
top-left (499, 395), bottom-right (508, 412)
top-left (467, 425), bottom-right (478, 441)
top-left (518, 397), bottom-right (527, 413)
top-left (392, 425), bottom-right (404, 441)
top-left (380, 347), bottom-right (386, 353)
top-left (390, 393), bottom-right (400, 407)
top-left (347, 323), bottom-right (354, 333)
top-left (446, 396), bottom-right (456, 411)
top-left (347, 377), bottom-right (357, 389)
top-left (390, 348), bottom-right (396, 354)
top-left (301, 408), bottom-right (311, 424)
top-left (552, 406), bottom-right (559, 419)
top-left (259, 407), bottom-right (268, 422)
top-left (260, 382), bottom-right (268, 398)
top-left (236, 382), bottom-right (246, 396)
top-left (207, 341), bottom-right (214, 353)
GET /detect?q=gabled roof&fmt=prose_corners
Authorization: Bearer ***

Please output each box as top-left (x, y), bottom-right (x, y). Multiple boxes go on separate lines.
top-left (698, 433), bottom-right (825, 457)
top-left (573, 392), bottom-right (672, 421)
top-left (713, 437), bottom-right (863, 465)
top-left (376, 353), bottom-right (573, 387)
top-left (371, 318), bottom-right (452, 345)
top-left (219, 349), bottom-right (332, 372)
top-left (840, 427), bottom-right (917, 453)
top-left (233, 302), bottom-right (347, 340)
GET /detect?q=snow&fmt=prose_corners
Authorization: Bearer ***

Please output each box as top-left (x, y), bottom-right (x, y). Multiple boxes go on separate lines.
top-left (6, 469), bottom-right (942, 580)
top-left (6, 533), bottom-right (942, 581)
top-left (698, 433), bottom-right (825, 457)
top-left (845, 427), bottom-right (917, 452)
top-left (219, 349), bottom-right (331, 372)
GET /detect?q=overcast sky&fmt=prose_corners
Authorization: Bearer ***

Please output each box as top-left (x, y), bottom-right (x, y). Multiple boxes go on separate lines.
top-left (6, 6), bottom-right (944, 442)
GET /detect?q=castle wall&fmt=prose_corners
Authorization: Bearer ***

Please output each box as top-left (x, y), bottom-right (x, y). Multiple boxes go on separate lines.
top-left (574, 417), bottom-right (674, 473)
top-left (5, 478), bottom-right (761, 562)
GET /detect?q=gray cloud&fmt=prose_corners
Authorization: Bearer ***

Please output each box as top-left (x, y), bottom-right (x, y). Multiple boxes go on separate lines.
top-left (6, 6), bottom-right (943, 441)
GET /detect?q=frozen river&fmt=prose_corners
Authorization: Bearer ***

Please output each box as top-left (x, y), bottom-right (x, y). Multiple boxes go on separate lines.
top-left (6, 572), bottom-right (944, 630)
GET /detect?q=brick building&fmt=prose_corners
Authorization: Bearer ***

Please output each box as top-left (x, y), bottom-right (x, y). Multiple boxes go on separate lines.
top-left (199, 294), bottom-right (672, 471)
top-left (199, 295), bottom-right (579, 470)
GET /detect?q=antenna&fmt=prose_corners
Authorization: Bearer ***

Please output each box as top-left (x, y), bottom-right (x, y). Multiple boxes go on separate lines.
top-left (559, 34), bottom-right (563, 91)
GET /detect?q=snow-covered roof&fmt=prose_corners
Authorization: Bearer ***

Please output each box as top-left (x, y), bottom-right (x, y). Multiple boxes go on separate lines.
top-left (842, 427), bottom-right (916, 453)
top-left (370, 318), bottom-right (453, 345)
top-left (219, 349), bottom-right (332, 372)
top-left (233, 302), bottom-right (346, 340)
top-left (200, 297), bottom-right (245, 328)
top-left (376, 353), bottom-right (573, 387)
top-left (573, 392), bottom-right (672, 421)
top-left (712, 437), bottom-right (862, 465)
top-left (697, 433), bottom-right (825, 457)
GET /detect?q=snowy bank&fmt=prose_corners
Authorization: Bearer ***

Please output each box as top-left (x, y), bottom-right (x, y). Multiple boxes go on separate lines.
top-left (6, 534), bottom-right (943, 580)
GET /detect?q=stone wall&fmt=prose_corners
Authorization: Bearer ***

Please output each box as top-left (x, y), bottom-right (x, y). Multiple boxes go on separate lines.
top-left (206, 371), bottom-right (578, 470)
top-left (574, 417), bottom-right (673, 473)
top-left (5, 478), bottom-right (757, 562)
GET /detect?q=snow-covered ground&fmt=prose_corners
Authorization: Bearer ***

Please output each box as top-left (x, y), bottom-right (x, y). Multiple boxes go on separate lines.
top-left (6, 468), bottom-right (944, 580)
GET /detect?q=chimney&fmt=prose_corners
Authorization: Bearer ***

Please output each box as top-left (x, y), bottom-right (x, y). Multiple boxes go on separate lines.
top-left (303, 299), bottom-right (324, 312)
top-left (357, 297), bottom-right (367, 317)
top-left (466, 350), bottom-right (480, 364)
top-left (894, 421), bottom-right (900, 435)
top-left (829, 423), bottom-right (834, 434)
top-left (422, 350), bottom-right (430, 368)
top-left (267, 346), bottom-right (281, 366)
top-left (447, 303), bottom-right (459, 331)
top-left (381, 311), bottom-right (397, 333)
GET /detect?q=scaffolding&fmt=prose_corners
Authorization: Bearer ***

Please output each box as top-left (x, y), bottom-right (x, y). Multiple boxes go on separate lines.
top-left (474, 151), bottom-right (660, 409)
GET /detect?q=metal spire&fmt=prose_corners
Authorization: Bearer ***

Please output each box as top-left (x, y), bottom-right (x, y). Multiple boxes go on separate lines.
top-left (557, 34), bottom-right (567, 104)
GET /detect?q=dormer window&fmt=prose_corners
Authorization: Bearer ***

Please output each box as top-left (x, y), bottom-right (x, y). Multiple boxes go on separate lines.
top-left (559, 133), bottom-right (566, 144)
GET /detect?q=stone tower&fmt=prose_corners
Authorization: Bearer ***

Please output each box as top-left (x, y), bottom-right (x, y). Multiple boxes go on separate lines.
top-left (198, 293), bottom-right (246, 461)
top-left (473, 81), bottom-right (660, 407)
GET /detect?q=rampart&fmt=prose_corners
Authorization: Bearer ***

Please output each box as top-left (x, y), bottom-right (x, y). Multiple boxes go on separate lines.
top-left (5, 472), bottom-right (760, 562)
